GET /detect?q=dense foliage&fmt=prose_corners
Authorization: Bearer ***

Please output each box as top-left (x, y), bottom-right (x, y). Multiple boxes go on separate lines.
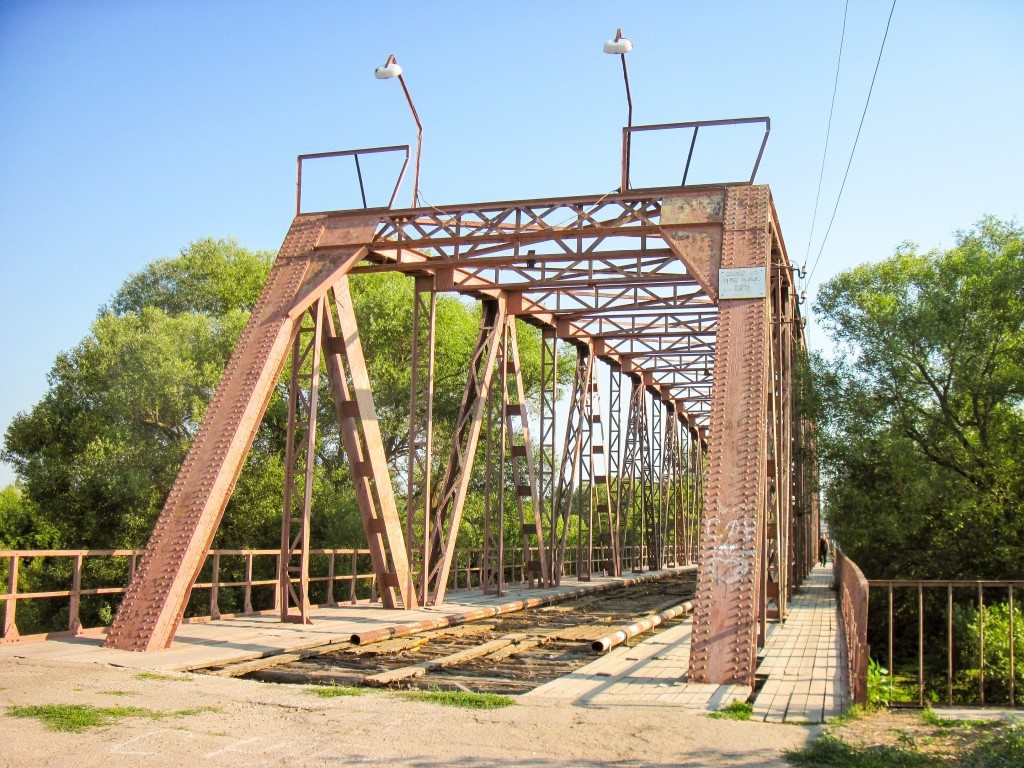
top-left (813, 217), bottom-right (1024, 579)
top-left (1, 237), bottom-right (562, 554)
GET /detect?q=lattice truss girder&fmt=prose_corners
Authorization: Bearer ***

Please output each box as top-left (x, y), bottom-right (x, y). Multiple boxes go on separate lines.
top-left (350, 188), bottom-right (745, 423)
top-left (103, 185), bottom-right (813, 670)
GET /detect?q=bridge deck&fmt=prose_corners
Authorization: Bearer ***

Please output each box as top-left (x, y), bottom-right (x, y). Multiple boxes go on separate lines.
top-left (753, 564), bottom-right (846, 722)
top-left (0, 569), bottom-right (685, 672)
top-left (526, 565), bottom-right (847, 721)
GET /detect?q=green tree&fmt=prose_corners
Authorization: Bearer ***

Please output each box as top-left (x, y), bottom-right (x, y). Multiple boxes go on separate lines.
top-left (2, 238), bottom-right (565, 554)
top-left (813, 216), bottom-right (1024, 578)
top-left (3, 238), bottom-right (276, 549)
top-left (0, 484), bottom-right (59, 550)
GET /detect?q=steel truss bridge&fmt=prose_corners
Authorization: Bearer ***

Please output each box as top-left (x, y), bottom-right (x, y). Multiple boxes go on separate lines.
top-left (103, 131), bottom-right (819, 686)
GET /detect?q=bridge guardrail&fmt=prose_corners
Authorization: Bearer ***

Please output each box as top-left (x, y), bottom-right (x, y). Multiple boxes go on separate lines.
top-left (1, 544), bottom-right (683, 644)
top-left (834, 549), bottom-right (1023, 708)
top-left (868, 579), bottom-right (1023, 708)
top-left (834, 548), bottom-right (870, 706)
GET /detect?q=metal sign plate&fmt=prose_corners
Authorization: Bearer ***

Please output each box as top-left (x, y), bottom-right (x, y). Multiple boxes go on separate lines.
top-left (718, 267), bottom-right (767, 299)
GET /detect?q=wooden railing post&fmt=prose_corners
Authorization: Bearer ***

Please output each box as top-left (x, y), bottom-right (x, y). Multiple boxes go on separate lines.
top-left (210, 552), bottom-right (221, 620)
top-left (2, 555), bottom-right (19, 642)
top-left (69, 554), bottom-right (83, 634)
top-left (326, 552), bottom-right (336, 606)
top-left (243, 553), bottom-right (254, 615)
top-left (349, 552), bottom-right (358, 605)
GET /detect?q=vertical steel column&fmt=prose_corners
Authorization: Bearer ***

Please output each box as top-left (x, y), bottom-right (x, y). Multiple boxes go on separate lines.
top-left (551, 350), bottom-right (591, 584)
top-left (586, 366), bottom-right (616, 577)
top-left (684, 424), bottom-right (699, 565)
top-left (280, 297), bottom-right (325, 624)
top-left (505, 318), bottom-right (549, 587)
top-left (689, 186), bottom-right (773, 686)
top-left (762, 263), bottom-right (781, 630)
top-left (576, 360), bottom-right (595, 581)
top-left (661, 403), bottom-right (681, 568)
top-left (539, 329), bottom-right (559, 575)
top-left (425, 298), bottom-right (506, 605)
top-left (481, 325), bottom-right (505, 595)
top-left (649, 394), bottom-right (664, 570)
top-left (694, 431), bottom-right (706, 566)
top-left (779, 264), bottom-right (795, 617)
top-left (407, 276), bottom-right (436, 605)
top-left (639, 387), bottom-right (658, 571)
top-left (323, 276), bottom-right (418, 610)
top-left (619, 378), bottom-right (645, 571)
top-left (607, 365), bottom-right (623, 575)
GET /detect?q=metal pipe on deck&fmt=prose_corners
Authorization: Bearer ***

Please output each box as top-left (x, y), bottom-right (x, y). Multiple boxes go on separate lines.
top-left (591, 600), bottom-right (694, 653)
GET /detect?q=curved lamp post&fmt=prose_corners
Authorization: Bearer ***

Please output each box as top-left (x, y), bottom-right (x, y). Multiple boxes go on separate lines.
top-left (375, 54), bottom-right (422, 208)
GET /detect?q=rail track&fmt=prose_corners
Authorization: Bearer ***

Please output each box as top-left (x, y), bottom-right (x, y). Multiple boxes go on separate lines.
top-left (209, 572), bottom-right (696, 695)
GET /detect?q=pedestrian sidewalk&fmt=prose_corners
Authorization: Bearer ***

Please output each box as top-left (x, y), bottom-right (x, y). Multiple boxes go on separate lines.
top-left (526, 563), bottom-right (849, 721)
top-left (752, 563), bottom-right (847, 722)
top-left (524, 618), bottom-right (749, 709)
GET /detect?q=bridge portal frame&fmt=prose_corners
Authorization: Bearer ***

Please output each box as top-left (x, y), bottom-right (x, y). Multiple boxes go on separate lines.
top-left (103, 181), bottom-right (817, 686)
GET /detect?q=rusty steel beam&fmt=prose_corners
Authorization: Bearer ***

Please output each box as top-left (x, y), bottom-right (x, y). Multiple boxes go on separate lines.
top-left (323, 276), bottom-right (417, 610)
top-left (279, 297), bottom-right (325, 624)
top-left (424, 298), bottom-right (507, 605)
top-left (407, 276), bottom-right (436, 605)
top-left (105, 213), bottom-right (379, 652)
top-left (688, 186), bottom-right (773, 685)
top-left (105, 177), bottom-right (811, 667)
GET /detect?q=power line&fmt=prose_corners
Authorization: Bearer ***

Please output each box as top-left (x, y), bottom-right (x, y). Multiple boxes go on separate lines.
top-left (807, 0), bottom-right (897, 285)
top-left (803, 0), bottom-right (849, 274)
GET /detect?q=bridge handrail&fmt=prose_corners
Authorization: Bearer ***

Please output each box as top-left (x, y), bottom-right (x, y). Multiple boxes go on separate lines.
top-left (834, 548), bottom-right (870, 706)
top-left (0, 548), bottom-right (382, 643)
top-left (2, 544), bottom-right (675, 644)
top-left (621, 116), bottom-right (771, 191)
top-left (834, 550), bottom-right (1024, 708)
top-left (867, 578), bottom-right (1024, 708)
top-left (295, 145), bottom-right (410, 215)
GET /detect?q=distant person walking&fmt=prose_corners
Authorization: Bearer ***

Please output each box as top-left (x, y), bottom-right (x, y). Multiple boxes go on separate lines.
top-left (818, 536), bottom-right (830, 567)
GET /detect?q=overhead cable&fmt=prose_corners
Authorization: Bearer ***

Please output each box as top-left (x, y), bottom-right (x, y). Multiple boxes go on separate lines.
top-left (807, 0), bottom-right (898, 285)
top-left (803, 1), bottom-right (850, 276)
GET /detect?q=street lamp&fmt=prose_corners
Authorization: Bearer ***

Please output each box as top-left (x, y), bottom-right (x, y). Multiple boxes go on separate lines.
top-left (375, 54), bottom-right (422, 208)
top-left (603, 29), bottom-right (634, 189)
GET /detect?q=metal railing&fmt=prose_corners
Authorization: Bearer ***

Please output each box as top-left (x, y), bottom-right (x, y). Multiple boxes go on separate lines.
top-left (834, 548), bottom-right (870, 706)
top-left (870, 579), bottom-right (1022, 708)
top-left (833, 549), bottom-right (1023, 708)
top-left (0, 548), bottom-right (380, 643)
top-left (1, 543), bottom-right (685, 644)
top-left (621, 116), bottom-right (770, 192)
top-left (295, 145), bottom-right (410, 215)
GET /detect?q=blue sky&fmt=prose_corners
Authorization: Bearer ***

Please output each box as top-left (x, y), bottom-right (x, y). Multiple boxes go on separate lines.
top-left (1, 0), bottom-right (1022, 487)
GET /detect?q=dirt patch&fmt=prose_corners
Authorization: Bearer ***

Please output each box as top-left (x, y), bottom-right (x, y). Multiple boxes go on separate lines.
top-left (823, 708), bottom-right (1022, 764)
top-left (0, 655), bottom-right (815, 767)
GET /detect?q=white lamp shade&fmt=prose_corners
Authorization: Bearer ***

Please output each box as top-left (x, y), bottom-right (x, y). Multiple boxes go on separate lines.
top-left (603, 37), bottom-right (633, 54)
top-left (375, 61), bottom-right (403, 79)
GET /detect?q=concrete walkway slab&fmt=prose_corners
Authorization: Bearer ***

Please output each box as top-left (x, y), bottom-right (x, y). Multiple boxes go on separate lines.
top-left (525, 617), bottom-right (750, 710)
top-left (752, 564), bottom-right (847, 723)
top-left (527, 563), bottom-right (850, 719)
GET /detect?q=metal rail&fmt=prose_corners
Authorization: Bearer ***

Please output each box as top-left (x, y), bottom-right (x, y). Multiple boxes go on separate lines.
top-left (834, 549), bottom-right (870, 706)
top-left (296, 145), bottom-right (410, 215)
top-left (0, 545), bottom-right (610, 644)
top-left (834, 550), bottom-right (1023, 708)
top-left (621, 116), bottom-right (770, 191)
top-left (869, 579), bottom-right (1023, 708)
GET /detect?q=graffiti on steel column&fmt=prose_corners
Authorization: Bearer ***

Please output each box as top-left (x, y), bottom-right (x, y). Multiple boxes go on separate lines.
top-left (701, 508), bottom-right (757, 591)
